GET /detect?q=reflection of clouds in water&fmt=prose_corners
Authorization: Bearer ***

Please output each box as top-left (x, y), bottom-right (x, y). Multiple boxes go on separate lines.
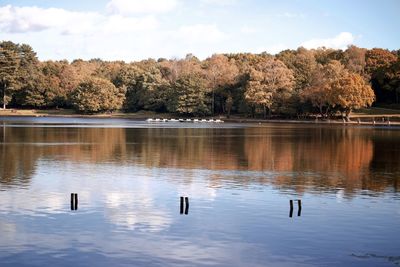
top-left (105, 192), bottom-right (172, 232)
top-left (177, 182), bottom-right (217, 200)
top-left (0, 226), bottom-right (265, 266)
top-left (0, 221), bottom-right (17, 242)
top-left (0, 191), bottom-right (173, 233)
top-left (336, 189), bottom-right (344, 203)
top-left (0, 191), bottom-right (65, 216)
top-left (0, 162), bottom-right (175, 232)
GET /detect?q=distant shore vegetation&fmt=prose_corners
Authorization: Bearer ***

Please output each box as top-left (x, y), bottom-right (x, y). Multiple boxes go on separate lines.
top-left (1, 41), bottom-right (399, 119)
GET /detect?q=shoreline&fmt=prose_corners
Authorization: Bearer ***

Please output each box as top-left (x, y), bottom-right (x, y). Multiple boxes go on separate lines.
top-left (1, 108), bottom-right (400, 127)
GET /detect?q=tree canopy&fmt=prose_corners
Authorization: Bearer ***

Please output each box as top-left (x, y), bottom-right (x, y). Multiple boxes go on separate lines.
top-left (70, 77), bottom-right (125, 113)
top-left (1, 40), bottom-right (399, 117)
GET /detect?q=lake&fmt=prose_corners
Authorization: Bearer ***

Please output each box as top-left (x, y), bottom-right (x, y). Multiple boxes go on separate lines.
top-left (0, 117), bottom-right (399, 267)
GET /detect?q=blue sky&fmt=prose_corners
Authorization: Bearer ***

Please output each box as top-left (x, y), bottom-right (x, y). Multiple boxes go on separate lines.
top-left (0, 0), bottom-right (399, 61)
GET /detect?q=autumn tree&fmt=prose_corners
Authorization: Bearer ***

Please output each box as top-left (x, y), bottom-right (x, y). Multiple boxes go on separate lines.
top-left (70, 77), bottom-right (125, 113)
top-left (301, 60), bottom-right (346, 116)
top-left (302, 60), bottom-right (375, 118)
top-left (343, 45), bottom-right (367, 76)
top-left (94, 60), bottom-right (125, 82)
top-left (244, 58), bottom-right (294, 118)
top-left (313, 47), bottom-right (344, 65)
top-left (277, 48), bottom-right (317, 115)
top-left (365, 48), bottom-right (397, 74)
top-left (204, 54), bottom-right (239, 116)
top-left (331, 72), bottom-right (375, 118)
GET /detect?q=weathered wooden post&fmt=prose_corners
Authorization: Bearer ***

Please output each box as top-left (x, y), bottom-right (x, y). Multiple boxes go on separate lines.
top-left (70, 193), bottom-right (78, 210)
top-left (185, 197), bottom-right (189, 215)
top-left (297, 199), bottom-right (302, 217)
top-left (180, 197), bottom-right (184, 214)
top-left (70, 193), bottom-right (74, 210)
top-left (75, 193), bottom-right (78, 210)
top-left (289, 200), bottom-right (294, 217)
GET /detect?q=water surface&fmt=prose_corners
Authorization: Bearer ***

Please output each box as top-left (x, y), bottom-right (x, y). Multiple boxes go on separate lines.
top-left (0, 117), bottom-right (399, 266)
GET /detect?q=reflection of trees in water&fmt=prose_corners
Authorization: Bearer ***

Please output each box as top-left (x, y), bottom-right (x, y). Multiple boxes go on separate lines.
top-left (0, 125), bottom-right (399, 194)
top-left (125, 128), bottom-right (245, 170)
top-left (369, 130), bottom-right (400, 192)
top-left (0, 127), bottom-right (37, 186)
top-left (0, 127), bottom-right (126, 185)
top-left (245, 126), bottom-right (400, 194)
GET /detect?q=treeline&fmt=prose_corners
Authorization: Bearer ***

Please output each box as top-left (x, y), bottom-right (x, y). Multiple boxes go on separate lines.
top-left (1, 40), bottom-right (399, 118)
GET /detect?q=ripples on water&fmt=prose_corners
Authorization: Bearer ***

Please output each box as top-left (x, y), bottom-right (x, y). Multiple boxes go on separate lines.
top-left (0, 117), bottom-right (399, 267)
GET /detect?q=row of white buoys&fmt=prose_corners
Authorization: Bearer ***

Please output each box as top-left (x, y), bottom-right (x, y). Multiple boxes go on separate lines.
top-left (146, 118), bottom-right (224, 123)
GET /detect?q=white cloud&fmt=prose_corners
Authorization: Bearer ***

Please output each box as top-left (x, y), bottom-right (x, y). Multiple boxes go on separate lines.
top-left (0, 5), bottom-right (101, 34)
top-left (0, 5), bottom-right (158, 35)
top-left (173, 24), bottom-right (226, 44)
top-left (102, 15), bottom-right (158, 34)
top-left (301, 32), bottom-right (355, 50)
top-left (106, 0), bottom-right (178, 15)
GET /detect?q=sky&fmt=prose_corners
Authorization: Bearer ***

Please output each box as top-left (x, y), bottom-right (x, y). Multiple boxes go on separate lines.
top-left (0, 0), bottom-right (399, 61)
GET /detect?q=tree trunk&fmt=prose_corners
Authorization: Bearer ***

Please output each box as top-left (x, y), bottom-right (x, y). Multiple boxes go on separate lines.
top-left (345, 109), bottom-right (351, 121)
top-left (263, 105), bottom-right (267, 119)
top-left (2, 84), bottom-right (6, 110)
top-left (325, 106), bottom-right (330, 118)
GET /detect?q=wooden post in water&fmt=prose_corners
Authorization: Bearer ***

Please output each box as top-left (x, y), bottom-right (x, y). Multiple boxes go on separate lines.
top-left (185, 197), bottom-right (189, 215)
top-left (70, 193), bottom-right (74, 210)
top-left (180, 197), bottom-right (184, 214)
top-left (70, 193), bottom-right (78, 210)
top-left (75, 193), bottom-right (78, 210)
top-left (297, 199), bottom-right (302, 217)
top-left (289, 200), bottom-right (293, 217)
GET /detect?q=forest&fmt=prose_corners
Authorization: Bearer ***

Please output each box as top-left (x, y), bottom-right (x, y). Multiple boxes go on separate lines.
top-left (0, 40), bottom-right (399, 118)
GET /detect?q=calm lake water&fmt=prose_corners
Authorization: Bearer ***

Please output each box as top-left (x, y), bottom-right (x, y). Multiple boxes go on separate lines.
top-left (0, 117), bottom-right (399, 267)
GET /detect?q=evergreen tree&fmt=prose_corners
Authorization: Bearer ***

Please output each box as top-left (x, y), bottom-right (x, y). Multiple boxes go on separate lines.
top-left (168, 73), bottom-right (210, 116)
